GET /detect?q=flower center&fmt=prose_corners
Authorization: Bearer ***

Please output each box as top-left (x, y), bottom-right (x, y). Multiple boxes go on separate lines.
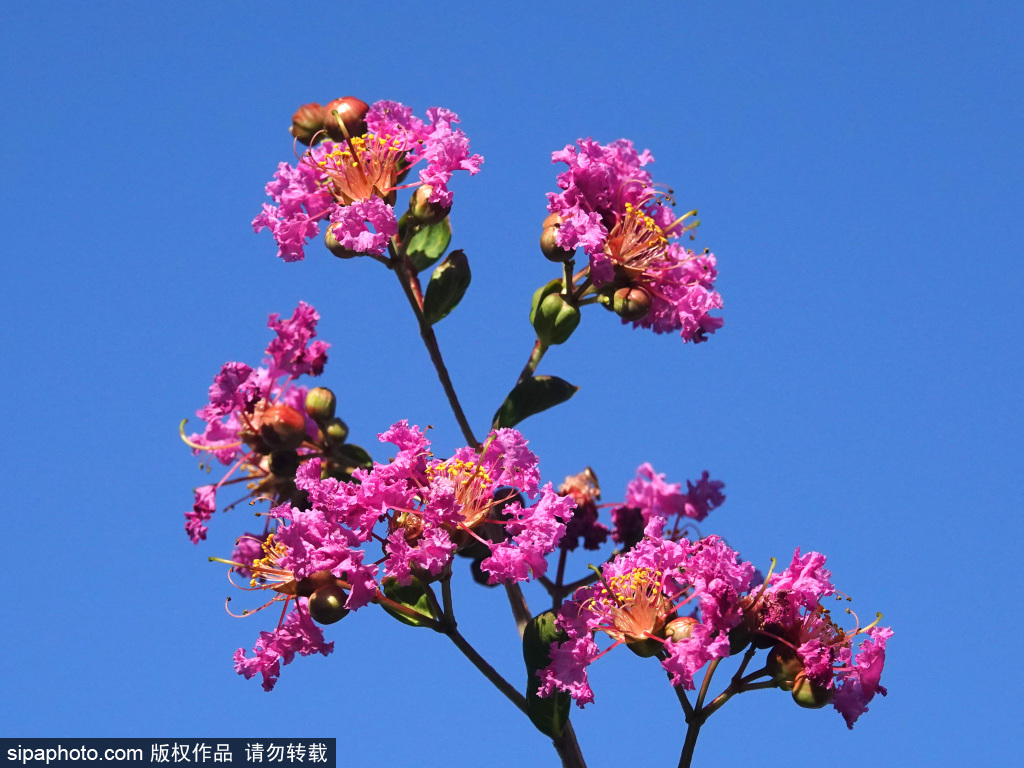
top-left (316, 133), bottom-right (404, 205)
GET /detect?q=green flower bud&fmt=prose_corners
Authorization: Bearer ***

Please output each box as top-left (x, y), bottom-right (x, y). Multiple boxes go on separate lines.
top-left (308, 583), bottom-right (350, 624)
top-left (295, 569), bottom-right (338, 598)
top-left (325, 225), bottom-right (360, 259)
top-left (323, 96), bottom-right (369, 141)
top-left (791, 672), bottom-right (834, 709)
top-left (626, 637), bottom-right (663, 658)
top-left (540, 223), bottom-right (575, 263)
top-left (470, 557), bottom-right (498, 587)
top-left (766, 648), bottom-right (804, 691)
top-left (666, 616), bottom-right (700, 642)
top-left (533, 292), bottom-right (581, 346)
top-left (408, 184), bottom-right (451, 226)
top-left (289, 102), bottom-right (325, 146)
top-left (304, 387), bottom-right (337, 423)
top-left (323, 417), bottom-right (349, 446)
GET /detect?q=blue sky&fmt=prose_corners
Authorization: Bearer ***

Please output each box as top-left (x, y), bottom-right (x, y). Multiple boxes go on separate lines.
top-left (2, 2), bottom-right (1022, 766)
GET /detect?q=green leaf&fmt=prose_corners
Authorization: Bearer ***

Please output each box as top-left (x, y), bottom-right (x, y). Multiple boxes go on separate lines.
top-left (526, 682), bottom-right (571, 739)
top-left (380, 577), bottom-right (439, 628)
top-left (523, 612), bottom-right (571, 738)
top-left (492, 376), bottom-right (579, 429)
top-left (422, 250), bottom-right (471, 325)
top-left (406, 218), bottom-right (452, 271)
top-left (333, 443), bottom-right (373, 471)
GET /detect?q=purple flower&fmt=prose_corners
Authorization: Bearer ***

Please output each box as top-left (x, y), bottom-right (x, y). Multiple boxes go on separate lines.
top-left (328, 198), bottom-right (399, 257)
top-left (546, 138), bottom-right (723, 342)
top-left (256, 101), bottom-right (481, 262)
top-left (233, 606), bottom-right (334, 692)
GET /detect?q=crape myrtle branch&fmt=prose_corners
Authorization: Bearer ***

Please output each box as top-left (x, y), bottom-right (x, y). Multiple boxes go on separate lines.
top-left (176, 95), bottom-right (891, 768)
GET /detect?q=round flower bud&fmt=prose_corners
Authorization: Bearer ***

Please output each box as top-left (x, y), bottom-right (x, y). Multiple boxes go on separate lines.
top-left (612, 285), bottom-right (652, 321)
top-left (259, 403), bottom-right (308, 451)
top-left (409, 185), bottom-right (451, 225)
top-left (540, 224), bottom-right (575, 263)
top-left (323, 96), bottom-right (369, 141)
top-left (626, 637), bottom-right (663, 658)
top-left (766, 648), bottom-right (804, 692)
top-left (268, 449), bottom-right (300, 478)
top-left (304, 387), bottom-right (337, 423)
top-left (323, 417), bottom-right (349, 446)
top-left (289, 102), bottom-right (325, 146)
top-left (308, 583), bottom-right (350, 625)
top-left (295, 569), bottom-right (338, 598)
top-left (666, 616), bottom-right (700, 642)
top-left (325, 224), bottom-right (360, 259)
top-left (791, 672), bottom-right (834, 709)
top-left (533, 292), bottom-right (581, 346)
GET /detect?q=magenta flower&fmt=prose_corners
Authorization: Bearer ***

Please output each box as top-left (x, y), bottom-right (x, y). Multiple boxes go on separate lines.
top-left (546, 138), bottom-right (723, 341)
top-left (254, 100), bottom-right (481, 261)
top-left (739, 548), bottom-right (891, 724)
top-left (613, 464), bottom-right (726, 544)
top-left (328, 197), bottom-right (399, 257)
top-left (233, 605), bottom-right (334, 692)
top-left (833, 627), bottom-right (892, 728)
top-left (288, 421), bottom-right (571, 587)
top-left (539, 533), bottom-right (754, 706)
top-left (181, 303), bottom-right (327, 542)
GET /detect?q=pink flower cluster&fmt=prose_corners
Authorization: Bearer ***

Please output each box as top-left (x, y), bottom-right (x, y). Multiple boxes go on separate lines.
top-left (253, 101), bottom-right (482, 262)
top-left (229, 421), bottom-right (575, 690)
top-left (547, 138), bottom-right (723, 341)
top-left (184, 302), bottom-right (327, 543)
top-left (538, 528), bottom-right (891, 728)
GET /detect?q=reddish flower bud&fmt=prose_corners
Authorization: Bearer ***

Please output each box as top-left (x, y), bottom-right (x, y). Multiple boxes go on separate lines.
top-left (323, 96), bottom-right (369, 141)
top-left (259, 403), bottom-right (308, 451)
top-left (540, 221), bottom-right (575, 263)
top-left (666, 616), bottom-right (700, 642)
top-left (611, 285), bottom-right (652, 321)
top-left (289, 102), bottom-right (325, 146)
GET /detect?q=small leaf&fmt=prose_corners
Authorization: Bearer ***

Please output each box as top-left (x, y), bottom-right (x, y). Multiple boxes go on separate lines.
top-left (492, 375), bottom-right (579, 429)
top-left (380, 577), bottom-right (438, 628)
top-left (406, 218), bottom-right (452, 271)
top-left (523, 613), bottom-right (571, 739)
top-left (333, 443), bottom-right (373, 471)
top-left (523, 611), bottom-right (567, 669)
top-left (526, 682), bottom-right (571, 739)
top-left (422, 250), bottom-right (471, 325)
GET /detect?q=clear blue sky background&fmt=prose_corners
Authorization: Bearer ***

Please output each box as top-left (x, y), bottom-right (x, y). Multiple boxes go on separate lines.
top-left (3, 2), bottom-right (1021, 766)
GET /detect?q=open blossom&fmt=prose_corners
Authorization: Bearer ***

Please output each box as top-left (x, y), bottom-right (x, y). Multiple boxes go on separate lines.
top-left (233, 605), bottom-right (334, 692)
top-left (546, 137), bottom-right (722, 341)
top-left (612, 464), bottom-right (726, 545)
top-left (181, 302), bottom-right (327, 542)
top-left (289, 421), bottom-right (574, 587)
top-left (254, 100), bottom-right (482, 261)
top-left (741, 548), bottom-right (891, 726)
top-left (538, 531), bottom-right (754, 706)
